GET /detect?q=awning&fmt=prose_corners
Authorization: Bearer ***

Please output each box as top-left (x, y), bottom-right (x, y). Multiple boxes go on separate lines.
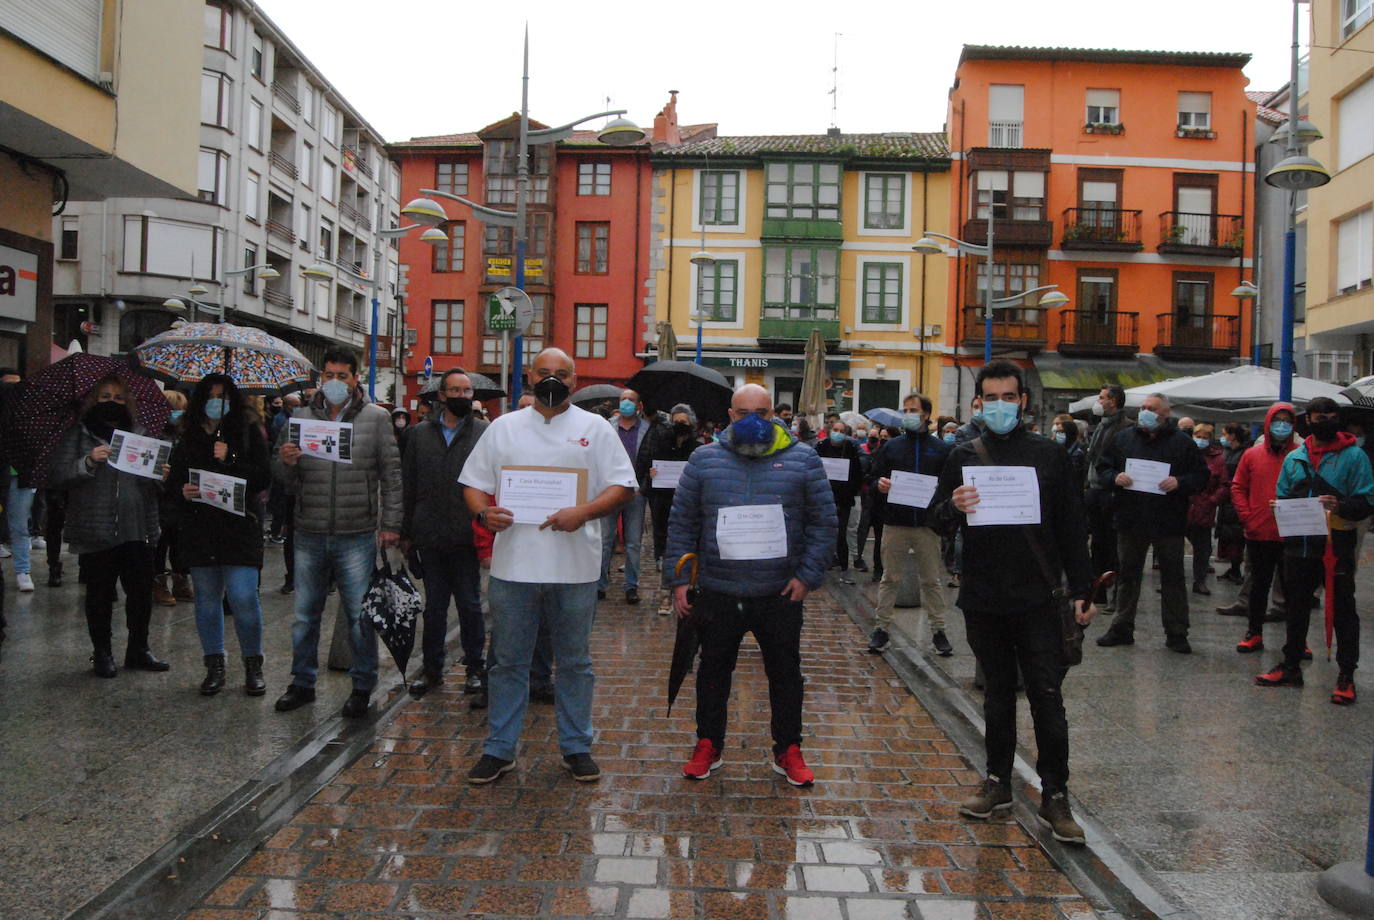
top-left (1032, 353), bottom-right (1243, 392)
top-left (637, 350), bottom-right (851, 374)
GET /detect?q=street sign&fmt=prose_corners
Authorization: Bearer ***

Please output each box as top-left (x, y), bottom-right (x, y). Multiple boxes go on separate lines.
top-left (488, 287), bottom-right (534, 334)
top-left (422, 355), bottom-right (433, 379)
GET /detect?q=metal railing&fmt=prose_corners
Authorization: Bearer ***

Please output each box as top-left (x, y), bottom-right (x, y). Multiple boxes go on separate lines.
top-left (337, 200), bottom-right (371, 230)
top-left (1057, 310), bottom-right (1139, 349)
top-left (268, 150), bottom-right (297, 179)
top-left (1061, 208), bottom-right (1142, 246)
top-left (265, 219), bottom-right (295, 243)
top-left (1158, 212), bottom-right (1244, 250)
top-left (271, 80), bottom-right (300, 114)
top-left (1154, 313), bottom-right (1241, 353)
top-left (342, 144), bottom-right (373, 179)
top-left (262, 288), bottom-right (293, 309)
top-left (988, 120), bottom-right (1023, 148)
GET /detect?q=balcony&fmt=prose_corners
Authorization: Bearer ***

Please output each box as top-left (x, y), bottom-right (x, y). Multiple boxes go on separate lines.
top-left (1157, 212), bottom-right (1244, 258)
top-left (342, 145), bottom-right (373, 179)
top-left (960, 306), bottom-right (1047, 350)
top-left (756, 316), bottom-right (840, 345)
top-left (1154, 314), bottom-right (1241, 359)
top-left (337, 200), bottom-right (372, 231)
top-left (1061, 208), bottom-right (1144, 252)
top-left (269, 150), bottom-right (297, 180)
top-left (988, 120), bottom-right (1023, 148)
top-left (1057, 311), bottom-right (1140, 356)
top-left (262, 288), bottom-right (293, 311)
top-left (265, 219), bottom-right (295, 245)
top-left (272, 80), bottom-right (300, 114)
top-left (962, 216), bottom-right (1053, 249)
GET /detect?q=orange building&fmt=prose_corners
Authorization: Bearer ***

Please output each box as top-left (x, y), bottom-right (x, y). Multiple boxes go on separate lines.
top-left (938, 46), bottom-right (1255, 419)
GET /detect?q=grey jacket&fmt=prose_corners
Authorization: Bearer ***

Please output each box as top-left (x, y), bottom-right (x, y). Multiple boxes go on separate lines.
top-left (272, 389), bottom-right (403, 535)
top-left (48, 424), bottom-right (161, 554)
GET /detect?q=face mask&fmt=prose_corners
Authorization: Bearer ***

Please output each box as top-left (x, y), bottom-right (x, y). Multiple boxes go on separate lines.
top-left (1218, 437), bottom-right (1230, 448)
top-left (943, 432), bottom-right (956, 444)
top-left (394, 418), bottom-right (407, 429)
top-left (1269, 420), bottom-right (1293, 441)
top-left (170, 410), bottom-right (184, 422)
top-left (1092, 402), bottom-right (1106, 418)
top-left (828, 431), bottom-right (845, 444)
top-left (971, 406), bottom-right (984, 422)
top-left (618, 399), bottom-right (637, 418)
top-left (1310, 418), bottom-right (1341, 440)
top-left (1194, 437), bottom-right (1209, 449)
top-left (445, 396), bottom-right (472, 418)
top-left (205, 397), bottom-right (228, 420)
top-left (982, 399), bottom-right (1020, 436)
top-left (533, 375), bottom-right (570, 409)
top-left (321, 379), bottom-right (350, 405)
top-left (1054, 431), bottom-right (1067, 444)
top-left (901, 414), bottom-right (924, 433)
top-left (1358, 436), bottom-right (1367, 449)
top-left (855, 429), bottom-right (867, 440)
top-left (86, 401), bottom-right (131, 437)
top-left (731, 412), bottom-right (774, 458)
top-left (1137, 409), bottom-right (1160, 431)
top-left (672, 421), bottom-right (693, 438)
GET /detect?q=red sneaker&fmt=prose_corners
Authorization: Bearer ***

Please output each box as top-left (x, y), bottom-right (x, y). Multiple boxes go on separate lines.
top-left (772, 744), bottom-right (815, 787)
top-left (1236, 632), bottom-right (1264, 653)
top-left (1254, 664), bottom-right (1304, 687)
top-left (682, 739), bottom-right (722, 779)
top-left (1332, 673), bottom-right (1357, 706)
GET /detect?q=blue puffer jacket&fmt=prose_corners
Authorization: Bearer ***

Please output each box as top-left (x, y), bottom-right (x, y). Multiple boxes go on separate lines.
top-left (664, 419), bottom-right (837, 596)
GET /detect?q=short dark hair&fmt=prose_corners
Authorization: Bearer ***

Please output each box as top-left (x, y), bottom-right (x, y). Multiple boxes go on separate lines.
top-left (321, 349), bottom-right (359, 374)
top-left (439, 367), bottom-right (469, 389)
top-left (902, 390), bottom-right (933, 415)
top-left (1307, 396), bottom-right (1340, 415)
top-left (975, 360), bottom-right (1024, 397)
top-left (776, 403), bottom-right (793, 414)
top-left (1223, 422), bottom-right (1249, 444)
top-left (1101, 384), bottom-right (1125, 408)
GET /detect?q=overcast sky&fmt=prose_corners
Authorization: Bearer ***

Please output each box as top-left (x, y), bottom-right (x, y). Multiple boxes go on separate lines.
top-left (255, 0), bottom-right (1301, 144)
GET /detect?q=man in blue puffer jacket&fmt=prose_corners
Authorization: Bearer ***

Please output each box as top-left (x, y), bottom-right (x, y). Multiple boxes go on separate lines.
top-left (665, 384), bottom-right (836, 787)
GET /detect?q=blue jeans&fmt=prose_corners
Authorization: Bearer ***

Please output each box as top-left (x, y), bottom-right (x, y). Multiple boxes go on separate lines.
top-left (191, 565), bottom-right (264, 657)
top-left (290, 530), bottom-right (379, 692)
top-left (6, 479), bottom-right (34, 574)
top-left (485, 577), bottom-right (597, 761)
top-left (416, 543), bottom-right (484, 676)
top-left (599, 493), bottom-right (645, 591)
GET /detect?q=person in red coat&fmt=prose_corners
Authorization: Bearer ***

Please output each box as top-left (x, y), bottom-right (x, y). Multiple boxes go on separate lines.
top-left (1230, 403), bottom-right (1299, 653)
top-left (1186, 423), bottom-right (1229, 595)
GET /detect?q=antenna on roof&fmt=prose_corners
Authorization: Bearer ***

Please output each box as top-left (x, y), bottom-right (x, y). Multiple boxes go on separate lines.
top-left (828, 32), bottom-right (841, 131)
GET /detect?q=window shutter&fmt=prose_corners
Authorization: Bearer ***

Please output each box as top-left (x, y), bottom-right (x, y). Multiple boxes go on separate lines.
top-left (1338, 78), bottom-right (1374, 170)
top-left (988, 85), bottom-right (1024, 121)
top-left (1085, 89), bottom-right (1119, 108)
top-left (0, 0), bottom-right (103, 79)
top-left (1013, 171), bottom-right (1044, 198)
top-left (1082, 181), bottom-right (1117, 204)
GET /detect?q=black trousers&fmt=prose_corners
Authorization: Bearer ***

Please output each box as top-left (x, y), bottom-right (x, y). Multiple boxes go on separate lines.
top-left (82, 541), bottom-right (156, 654)
top-left (963, 604), bottom-right (1070, 795)
top-left (831, 490), bottom-right (853, 570)
top-left (1245, 539), bottom-right (1287, 635)
top-left (1085, 488), bottom-right (1117, 577)
top-left (416, 543), bottom-right (484, 675)
top-left (647, 491), bottom-right (673, 563)
top-left (281, 499), bottom-right (296, 581)
top-left (1283, 553), bottom-right (1360, 672)
top-left (1186, 525), bottom-right (1213, 585)
top-left (694, 590), bottom-right (804, 755)
top-left (44, 489), bottom-right (66, 576)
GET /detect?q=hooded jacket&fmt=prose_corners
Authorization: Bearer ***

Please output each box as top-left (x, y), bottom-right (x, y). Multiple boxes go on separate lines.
top-left (1276, 429), bottom-right (1374, 559)
top-left (1230, 403), bottom-right (1299, 542)
top-left (664, 418), bottom-right (836, 597)
top-left (1187, 442), bottom-right (1229, 529)
top-left (1096, 416), bottom-right (1208, 536)
top-left (867, 429), bottom-right (951, 528)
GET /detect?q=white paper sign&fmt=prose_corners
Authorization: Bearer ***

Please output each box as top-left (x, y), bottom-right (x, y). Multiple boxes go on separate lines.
top-left (107, 430), bottom-right (171, 480)
top-left (1124, 458), bottom-right (1171, 495)
top-left (888, 470), bottom-right (939, 509)
top-left (652, 460), bottom-right (688, 489)
top-left (190, 468), bottom-right (248, 517)
top-left (961, 466), bottom-right (1042, 526)
top-left (716, 504), bottom-right (787, 560)
top-left (288, 418), bottom-right (353, 464)
top-left (498, 467), bottom-right (581, 524)
top-left (821, 456), bottom-right (852, 482)
top-left (1274, 497), bottom-right (1329, 538)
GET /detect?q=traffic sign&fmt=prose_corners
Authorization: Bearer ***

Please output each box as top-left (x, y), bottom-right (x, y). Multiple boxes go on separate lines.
top-left (422, 355), bottom-right (433, 379)
top-left (488, 287), bottom-right (534, 334)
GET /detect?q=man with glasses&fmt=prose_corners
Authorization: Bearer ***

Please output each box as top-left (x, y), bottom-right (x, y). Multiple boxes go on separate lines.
top-left (400, 368), bottom-right (489, 698)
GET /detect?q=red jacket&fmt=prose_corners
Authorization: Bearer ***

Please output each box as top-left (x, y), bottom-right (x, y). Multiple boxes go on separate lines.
top-left (1187, 444), bottom-right (1228, 528)
top-left (1230, 402), bottom-right (1299, 542)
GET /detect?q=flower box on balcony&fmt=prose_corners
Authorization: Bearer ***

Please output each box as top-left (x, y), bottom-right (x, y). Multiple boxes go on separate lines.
top-left (1084, 123), bottom-right (1124, 135)
top-left (1175, 126), bottom-right (1216, 139)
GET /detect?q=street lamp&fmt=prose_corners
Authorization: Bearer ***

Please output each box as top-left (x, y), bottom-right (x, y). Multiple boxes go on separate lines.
top-left (166, 264), bottom-right (283, 323)
top-left (690, 248), bottom-right (717, 364)
top-left (400, 28), bottom-right (644, 404)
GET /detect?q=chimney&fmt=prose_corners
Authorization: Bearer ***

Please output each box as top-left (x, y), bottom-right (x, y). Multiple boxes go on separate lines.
top-left (653, 90), bottom-right (682, 146)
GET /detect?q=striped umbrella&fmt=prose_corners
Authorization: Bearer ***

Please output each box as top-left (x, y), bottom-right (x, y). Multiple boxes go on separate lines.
top-left (133, 322), bottom-right (315, 395)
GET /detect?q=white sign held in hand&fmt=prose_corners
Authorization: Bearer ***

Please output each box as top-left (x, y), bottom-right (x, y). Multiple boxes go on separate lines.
top-left (108, 430), bottom-right (172, 480)
top-left (961, 466), bottom-right (1041, 526)
top-left (1274, 497), bottom-right (1329, 538)
top-left (1124, 458), bottom-right (1171, 495)
top-left (190, 468), bottom-right (248, 516)
top-left (888, 470), bottom-right (939, 509)
top-left (716, 504), bottom-right (787, 560)
top-left (652, 460), bottom-right (687, 489)
top-left (289, 418), bottom-right (353, 464)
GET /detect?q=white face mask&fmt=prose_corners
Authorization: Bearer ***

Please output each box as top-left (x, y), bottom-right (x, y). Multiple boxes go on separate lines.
top-left (1092, 402), bottom-right (1106, 417)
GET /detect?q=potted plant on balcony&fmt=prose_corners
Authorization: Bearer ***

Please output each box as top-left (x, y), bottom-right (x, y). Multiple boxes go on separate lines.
top-left (1165, 223), bottom-right (1188, 245)
top-left (1084, 122), bottom-right (1124, 135)
top-left (1176, 125), bottom-right (1215, 139)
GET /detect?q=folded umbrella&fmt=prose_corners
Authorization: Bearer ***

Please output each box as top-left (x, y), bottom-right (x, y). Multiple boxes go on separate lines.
top-left (361, 555), bottom-right (423, 688)
top-left (667, 553), bottom-right (704, 716)
top-left (627, 361), bottom-right (732, 424)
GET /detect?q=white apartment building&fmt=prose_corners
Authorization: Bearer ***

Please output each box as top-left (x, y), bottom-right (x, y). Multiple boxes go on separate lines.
top-left (52, 0), bottom-right (403, 394)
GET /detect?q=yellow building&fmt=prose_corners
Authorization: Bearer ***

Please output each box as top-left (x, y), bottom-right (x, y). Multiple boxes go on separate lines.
top-left (1301, 0), bottom-right (1374, 375)
top-left (648, 133), bottom-right (952, 419)
top-left (0, 1), bottom-right (199, 371)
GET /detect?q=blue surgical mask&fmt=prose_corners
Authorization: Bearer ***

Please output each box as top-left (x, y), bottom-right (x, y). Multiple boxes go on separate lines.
top-left (1054, 431), bottom-right (1067, 444)
top-left (619, 399), bottom-right (637, 418)
top-left (982, 400), bottom-right (1020, 435)
top-left (1137, 409), bottom-right (1159, 431)
top-left (730, 412), bottom-right (775, 458)
top-left (1194, 437), bottom-right (1209, 449)
top-left (972, 406), bottom-right (984, 422)
top-left (321, 378), bottom-right (350, 405)
top-left (901, 413), bottom-right (924, 433)
top-left (170, 410), bottom-right (184, 422)
top-left (943, 432), bottom-right (956, 444)
top-left (205, 397), bottom-right (228, 420)
top-left (1270, 420), bottom-right (1293, 440)
top-left (828, 430), bottom-right (844, 444)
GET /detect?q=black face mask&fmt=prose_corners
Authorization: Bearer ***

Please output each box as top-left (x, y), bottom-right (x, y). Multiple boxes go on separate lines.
top-left (672, 421), bottom-right (693, 438)
top-left (86, 401), bottom-right (132, 438)
top-left (1311, 418), bottom-right (1341, 441)
top-left (445, 396), bottom-right (472, 418)
top-left (532, 375), bottom-right (570, 409)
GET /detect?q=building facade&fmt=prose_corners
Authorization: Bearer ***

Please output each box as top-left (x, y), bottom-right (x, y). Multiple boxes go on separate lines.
top-left (51, 0), bottom-right (401, 394)
top-left (2, 0), bottom-right (200, 373)
top-left (941, 46), bottom-right (1255, 421)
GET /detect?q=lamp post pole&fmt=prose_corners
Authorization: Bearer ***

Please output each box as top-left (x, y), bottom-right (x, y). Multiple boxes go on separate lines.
top-left (982, 217), bottom-right (996, 364)
top-left (1278, 0), bottom-right (1301, 404)
top-left (512, 27), bottom-right (531, 403)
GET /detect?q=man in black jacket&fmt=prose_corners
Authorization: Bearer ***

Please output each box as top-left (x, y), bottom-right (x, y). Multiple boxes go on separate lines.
top-left (929, 361), bottom-right (1095, 845)
top-left (1094, 392), bottom-right (1208, 653)
top-left (1083, 384), bottom-right (1131, 589)
top-left (814, 419), bottom-right (864, 577)
top-left (401, 368), bottom-right (490, 697)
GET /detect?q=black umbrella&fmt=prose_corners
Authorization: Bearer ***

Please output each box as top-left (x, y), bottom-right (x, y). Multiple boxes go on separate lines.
top-left (419, 370), bottom-right (505, 402)
top-left (572, 383), bottom-right (625, 405)
top-left (627, 360), bottom-right (732, 424)
top-left (667, 553), bottom-right (705, 715)
top-left (362, 559), bottom-right (422, 688)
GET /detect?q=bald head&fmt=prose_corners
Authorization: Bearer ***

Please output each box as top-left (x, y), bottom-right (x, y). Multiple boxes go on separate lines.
top-left (730, 384), bottom-right (773, 421)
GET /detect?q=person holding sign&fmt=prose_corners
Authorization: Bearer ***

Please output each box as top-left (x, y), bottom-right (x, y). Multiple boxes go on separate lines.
top-left (459, 349), bottom-right (637, 785)
top-left (48, 376), bottom-right (171, 678)
top-left (1255, 397), bottom-right (1374, 704)
top-left (814, 420), bottom-right (863, 578)
top-left (929, 361), bottom-right (1095, 846)
top-left (167, 374), bottom-right (272, 697)
top-left (664, 384), bottom-right (835, 788)
top-left (634, 403), bottom-right (705, 614)
top-left (1094, 393), bottom-right (1207, 654)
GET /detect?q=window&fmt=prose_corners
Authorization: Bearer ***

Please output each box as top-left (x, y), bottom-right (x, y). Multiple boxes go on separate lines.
top-left (200, 71), bottom-right (231, 128)
top-left (432, 300), bottom-right (463, 354)
top-left (1178, 92), bottom-right (1212, 130)
top-left (698, 259), bottom-right (738, 322)
top-left (1336, 209), bottom-right (1373, 293)
top-left (246, 98), bottom-right (263, 150)
top-left (312, 280), bottom-right (330, 319)
top-left (1173, 273), bottom-right (1213, 327)
top-left (436, 161), bottom-right (468, 196)
top-left (976, 170), bottom-right (1008, 219)
top-left (575, 304), bottom-right (608, 358)
top-left (577, 162), bottom-right (611, 195)
top-left (250, 31), bottom-right (265, 79)
top-left (1314, 351), bottom-right (1356, 383)
top-left (1338, 77), bottom-right (1374, 170)
top-left (861, 262), bottom-right (903, 324)
top-left (974, 170), bottom-right (1044, 220)
top-left (300, 141), bottom-right (313, 187)
top-left (485, 140), bottom-right (549, 204)
top-left (763, 245), bottom-right (839, 318)
top-left (863, 174), bottom-right (905, 230)
top-left (975, 258), bottom-right (1041, 302)
top-left (301, 83), bottom-right (316, 125)
top-left (122, 216), bottom-right (222, 279)
top-left (1344, 0), bottom-right (1373, 38)
top-left (988, 85), bottom-right (1024, 147)
top-left (575, 222), bottom-right (609, 274)
top-left (765, 162), bottom-right (841, 220)
top-left (59, 217), bottom-right (79, 261)
top-left (203, 2), bottom-right (231, 51)
top-left (297, 203), bottom-right (311, 250)
top-left (318, 219), bottom-right (333, 261)
top-left (432, 222), bottom-right (464, 272)
top-left (1076, 270), bottom-right (1118, 322)
top-left (242, 244), bottom-right (258, 294)
top-left (481, 214), bottom-right (550, 282)
top-left (700, 170), bottom-right (740, 225)
top-left (1085, 88), bottom-right (1120, 125)
top-left (197, 148), bottom-right (229, 205)
top-left (321, 106), bottom-right (337, 146)
top-left (320, 159), bottom-right (336, 201)
top-left (245, 172), bottom-right (260, 221)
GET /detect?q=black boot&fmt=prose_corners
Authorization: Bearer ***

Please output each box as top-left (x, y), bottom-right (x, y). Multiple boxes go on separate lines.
top-left (200, 654), bottom-right (226, 695)
top-left (91, 643), bottom-right (117, 679)
top-left (125, 648), bottom-right (171, 671)
top-left (47, 560), bottom-right (63, 588)
top-left (243, 655), bottom-right (266, 696)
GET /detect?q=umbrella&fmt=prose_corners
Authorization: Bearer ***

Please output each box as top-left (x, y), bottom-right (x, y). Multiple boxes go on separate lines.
top-left (362, 558), bottom-right (423, 689)
top-left (667, 553), bottom-right (703, 715)
top-left (1068, 365), bottom-right (1347, 420)
top-left (626, 360), bottom-right (732, 424)
top-left (571, 383), bottom-right (625, 406)
top-left (1340, 375), bottom-right (1374, 408)
top-left (419, 370), bottom-right (506, 401)
top-left (3, 353), bottom-right (169, 489)
top-left (865, 407), bottom-right (904, 428)
top-left (133, 322), bottom-right (314, 395)
top-left (840, 410), bottom-right (868, 431)
top-left (798, 327), bottom-right (828, 425)
top-left (656, 321), bottom-right (679, 363)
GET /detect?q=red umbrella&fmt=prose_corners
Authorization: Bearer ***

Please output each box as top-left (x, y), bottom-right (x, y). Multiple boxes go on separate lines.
top-left (3, 354), bottom-right (169, 488)
top-left (1323, 528), bottom-right (1337, 660)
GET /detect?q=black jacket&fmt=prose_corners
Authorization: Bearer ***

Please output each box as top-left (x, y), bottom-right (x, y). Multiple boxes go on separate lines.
top-left (868, 431), bottom-right (950, 528)
top-left (1095, 418), bottom-right (1208, 536)
top-left (167, 419), bottom-right (272, 568)
top-left (930, 427), bottom-right (1092, 612)
top-left (814, 436), bottom-right (864, 503)
top-left (1084, 409), bottom-right (1133, 492)
top-left (634, 422), bottom-right (701, 496)
top-left (48, 423), bottom-right (162, 554)
top-left (401, 415), bottom-right (489, 550)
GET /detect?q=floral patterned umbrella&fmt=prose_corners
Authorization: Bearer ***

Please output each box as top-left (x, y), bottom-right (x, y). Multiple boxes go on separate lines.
top-left (133, 322), bottom-right (315, 395)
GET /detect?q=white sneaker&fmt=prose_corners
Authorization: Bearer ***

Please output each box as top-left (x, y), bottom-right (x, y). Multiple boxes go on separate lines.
top-left (0, 544), bottom-right (11, 559)
top-left (30, 537), bottom-right (46, 550)
top-left (16, 573), bottom-right (34, 592)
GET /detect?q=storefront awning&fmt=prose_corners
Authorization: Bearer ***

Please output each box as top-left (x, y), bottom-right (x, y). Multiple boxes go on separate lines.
top-left (1031, 353), bottom-right (1244, 392)
top-left (637, 350), bottom-right (850, 374)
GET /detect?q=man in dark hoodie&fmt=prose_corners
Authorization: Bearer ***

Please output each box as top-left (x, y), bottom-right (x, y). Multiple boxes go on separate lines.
top-left (1095, 392), bottom-right (1208, 653)
top-left (1255, 397), bottom-right (1373, 704)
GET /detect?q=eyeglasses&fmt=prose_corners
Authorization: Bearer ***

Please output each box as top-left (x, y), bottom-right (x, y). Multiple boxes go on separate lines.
top-left (442, 386), bottom-right (474, 396)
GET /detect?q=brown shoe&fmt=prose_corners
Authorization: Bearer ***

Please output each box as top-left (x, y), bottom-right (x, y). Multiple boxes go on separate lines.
top-left (153, 574), bottom-right (176, 607)
top-left (172, 573), bottom-right (195, 601)
top-left (959, 775), bottom-right (1012, 818)
top-left (1037, 791), bottom-right (1086, 845)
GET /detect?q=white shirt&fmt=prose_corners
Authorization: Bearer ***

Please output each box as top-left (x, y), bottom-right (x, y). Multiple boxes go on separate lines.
top-left (458, 404), bottom-right (638, 584)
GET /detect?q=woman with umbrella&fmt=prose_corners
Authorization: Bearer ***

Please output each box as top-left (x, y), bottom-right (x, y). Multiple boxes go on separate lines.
top-left (168, 374), bottom-right (272, 696)
top-left (635, 403), bottom-right (706, 614)
top-left (49, 375), bottom-right (170, 678)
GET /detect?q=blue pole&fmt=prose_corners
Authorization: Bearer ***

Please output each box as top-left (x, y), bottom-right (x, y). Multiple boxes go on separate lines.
top-left (984, 313), bottom-right (992, 364)
top-left (1279, 224), bottom-right (1296, 403)
top-left (1366, 740), bottom-right (1374, 877)
top-left (696, 316), bottom-right (703, 365)
top-left (367, 292), bottom-right (379, 402)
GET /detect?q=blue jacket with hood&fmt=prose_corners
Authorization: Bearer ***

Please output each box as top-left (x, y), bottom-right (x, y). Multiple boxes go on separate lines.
top-left (1276, 430), bottom-right (1374, 559)
top-left (664, 418), bottom-right (837, 596)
